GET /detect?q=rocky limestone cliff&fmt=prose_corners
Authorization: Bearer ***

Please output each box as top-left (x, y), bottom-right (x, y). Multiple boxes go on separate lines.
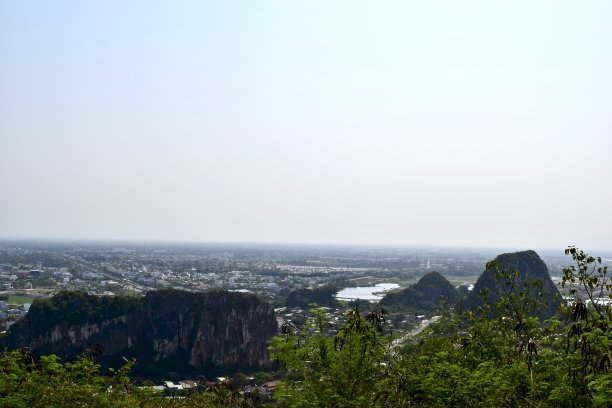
top-left (463, 250), bottom-right (562, 319)
top-left (4, 289), bottom-right (277, 375)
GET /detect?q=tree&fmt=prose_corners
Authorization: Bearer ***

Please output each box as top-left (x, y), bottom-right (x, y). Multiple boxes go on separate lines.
top-left (559, 246), bottom-right (612, 404)
top-left (0, 348), bottom-right (255, 407)
top-left (270, 305), bottom-right (391, 407)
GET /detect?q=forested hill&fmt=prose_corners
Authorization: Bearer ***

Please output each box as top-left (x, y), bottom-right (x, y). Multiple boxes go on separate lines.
top-left (285, 284), bottom-right (341, 308)
top-left (4, 289), bottom-right (277, 376)
top-left (380, 250), bottom-right (562, 317)
top-left (379, 271), bottom-right (460, 310)
top-left (463, 249), bottom-right (562, 318)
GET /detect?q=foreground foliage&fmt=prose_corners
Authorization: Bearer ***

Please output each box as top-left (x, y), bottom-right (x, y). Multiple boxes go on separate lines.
top-left (270, 247), bottom-right (611, 407)
top-left (0, 349), bottom-right (262, 407)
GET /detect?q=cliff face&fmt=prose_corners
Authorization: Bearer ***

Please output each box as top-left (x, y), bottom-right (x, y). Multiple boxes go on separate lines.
top-left (463, 250), bottom-right (562, 319)
top-left (379, 271), bottom-right (460, 310)
top-left (5, 290), bottom-right (277, 374)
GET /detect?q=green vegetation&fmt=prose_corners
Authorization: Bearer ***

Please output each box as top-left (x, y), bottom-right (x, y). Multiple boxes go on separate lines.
top-left (13, 291), bottom-right (140, 335)
top-left (270, 247), bottom-right (611, 407)
top-left (464, 250), bottom-right (562, 319)
top-left (0, 349), bottom-right (265, 407)
top-left (7, 295), bottom-right (33, 304)
top-left (32, 278), bottom-right (57, 288)
top-left (271, 306), bottom-right (389, 406)
top-left (379, 271), bottom-right (460, 311)
top-left (285, 285), bottom-right (341, 308)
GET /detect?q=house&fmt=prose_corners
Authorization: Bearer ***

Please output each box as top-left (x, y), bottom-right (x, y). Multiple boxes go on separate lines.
top-left (263, 380), bottom-right (280, 395)
top-left (20, 303), bottom-right (31, 316)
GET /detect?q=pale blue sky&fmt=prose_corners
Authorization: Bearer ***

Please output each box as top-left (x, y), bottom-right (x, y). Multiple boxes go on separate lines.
top-left (1, 1), bottom-right (611, 250)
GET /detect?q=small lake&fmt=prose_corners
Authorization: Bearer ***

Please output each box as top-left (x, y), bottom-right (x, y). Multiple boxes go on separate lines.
top-left (335, 283), bottom-right (400, 302)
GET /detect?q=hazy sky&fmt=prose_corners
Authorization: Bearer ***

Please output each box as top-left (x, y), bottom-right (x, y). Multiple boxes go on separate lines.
top-left (1, 1), bottom-right (611, 250)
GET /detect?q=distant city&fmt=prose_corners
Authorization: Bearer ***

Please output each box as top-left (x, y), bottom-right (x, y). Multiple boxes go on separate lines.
top-left (2, 239), bottom-right (604, 333)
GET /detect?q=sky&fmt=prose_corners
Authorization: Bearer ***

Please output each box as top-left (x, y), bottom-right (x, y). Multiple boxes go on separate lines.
top-left (1, 1), bottom-right (611, 251)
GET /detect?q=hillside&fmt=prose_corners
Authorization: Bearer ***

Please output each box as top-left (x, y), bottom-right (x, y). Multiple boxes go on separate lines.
top-left (462, 249), bottom-right (562, 318)
top-left (4, 289), bottom-right (277, 376)
top-left (379, 271), bottom-right (460, 310)
top-left (285, 284), bottom-right (341, 308)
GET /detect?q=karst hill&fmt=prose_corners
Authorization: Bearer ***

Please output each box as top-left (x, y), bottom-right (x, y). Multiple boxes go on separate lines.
top-left (463, 249), bottom-right (562, 318)
top-left (379, 271), bottom-right (460, 310)
top-left (4, 289), bottom-right (277, 377)
top-left (380, 250), bottom-right (562, 318)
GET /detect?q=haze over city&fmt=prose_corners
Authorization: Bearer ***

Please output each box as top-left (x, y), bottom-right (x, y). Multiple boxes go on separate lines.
top-left (1, 1), bottom-right (611, 250)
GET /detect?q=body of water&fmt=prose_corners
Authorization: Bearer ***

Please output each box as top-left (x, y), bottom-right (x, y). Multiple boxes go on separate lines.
top-left (335, 283), bottom-right (400, 302)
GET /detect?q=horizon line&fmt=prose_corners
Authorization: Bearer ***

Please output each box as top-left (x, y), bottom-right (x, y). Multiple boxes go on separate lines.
top-left (0, 235), bottom-right (596, 254)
